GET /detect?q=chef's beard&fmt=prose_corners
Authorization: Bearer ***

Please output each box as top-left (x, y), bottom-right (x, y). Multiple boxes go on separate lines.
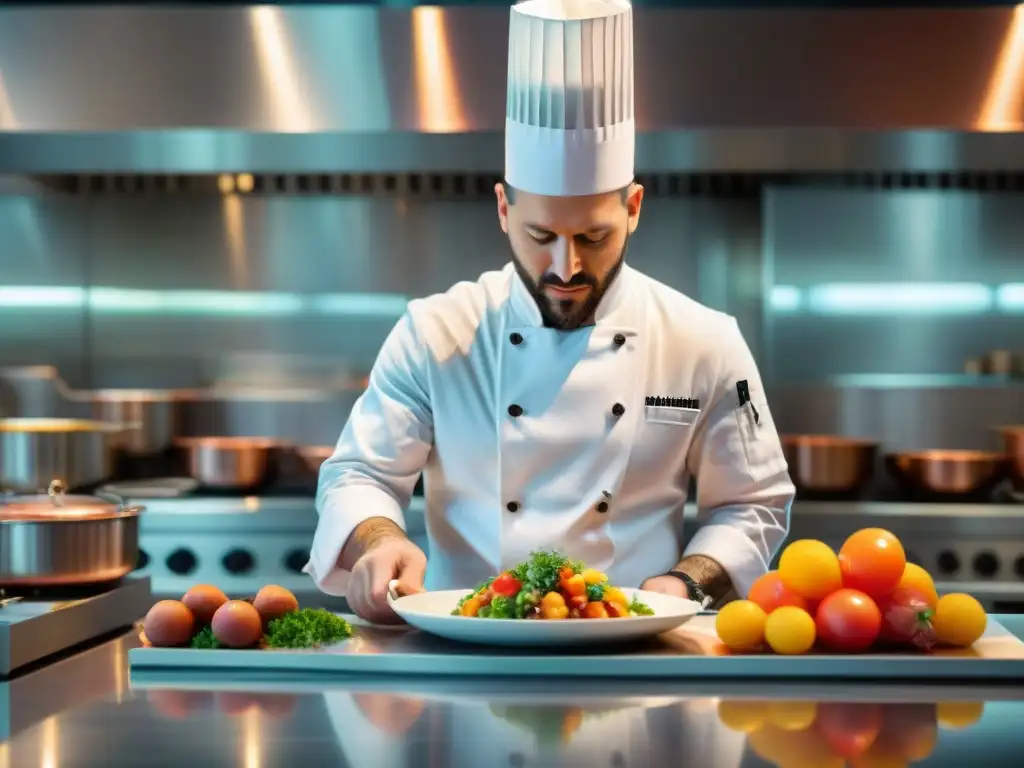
top-left (512, 237), bottom-right (629, 331)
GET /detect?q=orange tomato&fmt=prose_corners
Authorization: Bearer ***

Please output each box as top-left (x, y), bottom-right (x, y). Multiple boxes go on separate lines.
top-left (779, 540), bottom-right (843, 601)
top-left (839, 528), bottom-right (906, 598)
top-left (582, 601), bottom-right (608, 619)
top-left (897, 562), bottom-right (939, 606)
top-left (748, 571), bottom-right (809, 614)
top-left (460, 597), bottom-right (482, 617)
top-left (562, 574), bottom-right (587, 598)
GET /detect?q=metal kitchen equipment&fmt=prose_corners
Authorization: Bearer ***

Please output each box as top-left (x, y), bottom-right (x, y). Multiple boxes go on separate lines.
top-left (86, 389), bottom-right (196, 456)
top-left (998, 427), bottom-right (1024, 491)
top-left (886, 450), bottom-right (1010, 498)
top-left (0, 480), bottom-right (143, 586)
top-left (780, 435), bottom-right (878, 495)
top-left (175, 437), bottom-right (281, 490)
top-left (0, 575), bottom-right (152, 677)
top-left (0, 418), bottom-right (126, 493)
top-left (297, 445), bottom-right (333, 476)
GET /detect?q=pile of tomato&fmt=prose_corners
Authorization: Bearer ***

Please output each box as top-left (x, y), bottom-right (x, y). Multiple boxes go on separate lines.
top-left (716, 527), bottom-right (988, 655)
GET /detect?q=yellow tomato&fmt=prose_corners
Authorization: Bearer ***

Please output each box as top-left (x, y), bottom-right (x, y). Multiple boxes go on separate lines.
top-left (778, 539), bottom-right (843, 600)
top-left (540, 591), bottom-right (569, 619)
top-left (715, 600), bottom-right (767, 652)
top-left (765, 606), bottom-right (816, 655)
top-left (581, 569), bottom-right (607, 585)
top-left (932, 593), bottom-right (987, 647)
top-left (716, 699), bottom-right (769, 733)
top-left (460, 597), bottom-right (481, 617)
top-left (936, 701), bottom-right (984, 729)
top-left (767, 700), bottom-right (817, 731)
top-left (898, 562), bottom-right (939, 606)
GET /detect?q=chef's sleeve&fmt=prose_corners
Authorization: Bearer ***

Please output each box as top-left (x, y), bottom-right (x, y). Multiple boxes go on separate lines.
top-left (682, 317), bottom-right (795, 601)
top-left (305, 312), bottom-right (434, 595)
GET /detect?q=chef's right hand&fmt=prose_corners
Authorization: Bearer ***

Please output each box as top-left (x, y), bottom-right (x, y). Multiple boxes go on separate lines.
top-left (347, 537), bottom-right (427, 625)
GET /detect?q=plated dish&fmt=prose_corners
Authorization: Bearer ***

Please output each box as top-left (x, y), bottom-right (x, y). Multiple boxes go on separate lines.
top-left (388, 552), bottom-right (702, 647)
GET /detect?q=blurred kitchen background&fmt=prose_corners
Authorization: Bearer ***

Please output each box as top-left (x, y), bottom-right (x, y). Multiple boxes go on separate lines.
top-left (0, 3), bottom-right (1022, 608)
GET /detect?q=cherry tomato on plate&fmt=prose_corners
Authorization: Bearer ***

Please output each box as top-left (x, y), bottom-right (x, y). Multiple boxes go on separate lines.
top-left (491, 573), bottom-right (522, 597)
top-left (815, 589), bottom-right (882, 653)
top-left (839, 528), bottom-right (906, 598)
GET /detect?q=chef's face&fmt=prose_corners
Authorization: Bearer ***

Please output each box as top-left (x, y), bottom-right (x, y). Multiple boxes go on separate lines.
top-left (496, 182), bottom-right (644, 330)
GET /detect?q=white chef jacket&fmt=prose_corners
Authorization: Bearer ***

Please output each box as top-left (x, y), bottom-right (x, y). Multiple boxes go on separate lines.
top-left (306, 263), bottom-right (794, 599)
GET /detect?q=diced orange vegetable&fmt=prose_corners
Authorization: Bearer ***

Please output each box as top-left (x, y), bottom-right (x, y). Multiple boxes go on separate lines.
top-left (559, 567), bottom-right (575, 582)
top-left (562, 574), bottom-right (587, 598)
top-left (460, 597), bottom-right (482, 617)
top-left (568, 594), bottom-right (588, 610)
top-left (582, 602), bottom-right (609, 619)
top-left (605, 600), bottom-right (629, 618)
top-left (582, 569), bottom-right (607, 585)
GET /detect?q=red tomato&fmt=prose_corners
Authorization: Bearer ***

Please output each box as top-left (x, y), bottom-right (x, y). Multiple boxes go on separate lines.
top-left (839, 528), bottom-right (906, 598)
top-left (748, 571), bottom-right (809, 614)
top-left (816, 702), bottom-right (883, 759)
top-left (877, 587), bottom-right (937, 651)
top-left (491, 573), bottom-right (522, 597)
top-left (815, 589), bottom-right (882, 652)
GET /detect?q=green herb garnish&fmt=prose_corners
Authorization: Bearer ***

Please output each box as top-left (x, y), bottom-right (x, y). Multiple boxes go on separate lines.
top-left (628, 596), bottom-right (654, 616)
top-left (263, 608), bottom-right (353, 649)
top-left (190, 625), bottom-right (220, 649)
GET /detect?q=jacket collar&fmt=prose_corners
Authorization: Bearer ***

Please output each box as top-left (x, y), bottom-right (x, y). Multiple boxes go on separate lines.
top-left (507, 262), bottom-right (638, 330)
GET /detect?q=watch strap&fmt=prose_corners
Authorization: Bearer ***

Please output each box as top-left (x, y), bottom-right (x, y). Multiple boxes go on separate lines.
top-left (665, 569), bottom-right (713, 609)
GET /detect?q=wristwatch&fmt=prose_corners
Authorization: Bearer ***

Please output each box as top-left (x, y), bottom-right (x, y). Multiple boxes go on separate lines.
top-left (665, 570), bottom-right (713, 608)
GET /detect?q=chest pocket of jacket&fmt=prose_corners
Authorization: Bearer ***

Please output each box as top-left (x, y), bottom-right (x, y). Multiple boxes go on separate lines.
top-left (734, 394), bottom-right (788, 483)
top-left (644, 405), bottom-right (700, 427)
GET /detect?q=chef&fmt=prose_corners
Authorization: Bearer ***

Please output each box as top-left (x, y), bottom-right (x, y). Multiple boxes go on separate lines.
top-left (306, 0), bottom-right (795, 623)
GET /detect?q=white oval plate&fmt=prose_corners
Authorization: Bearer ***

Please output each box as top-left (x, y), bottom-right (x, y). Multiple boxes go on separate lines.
top-left (388, 587), bottom-right (703, 647)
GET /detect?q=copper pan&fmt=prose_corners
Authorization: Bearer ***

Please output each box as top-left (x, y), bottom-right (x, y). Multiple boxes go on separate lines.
top-left (996, 426), bottom-right (1024, 490)
top-left (175, 437), bottom-right (282, 490)
top-left (887, 450), bottom-right (1010, 497)
top-left (781, 435), bottom-right (878, 494)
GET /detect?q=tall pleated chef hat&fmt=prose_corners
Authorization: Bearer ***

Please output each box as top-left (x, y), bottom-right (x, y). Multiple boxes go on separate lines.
top-left (504, 0), bottom-right (635, 197)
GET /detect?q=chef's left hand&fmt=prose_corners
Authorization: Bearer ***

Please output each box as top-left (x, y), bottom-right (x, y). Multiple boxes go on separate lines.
top-left (639, 575), bottom-right (690, 599)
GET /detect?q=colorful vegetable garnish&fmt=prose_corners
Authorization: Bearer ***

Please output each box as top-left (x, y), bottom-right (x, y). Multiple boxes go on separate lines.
top-left (452, 551), bottom-right (653, 620)
top-left (264, 608), bottom-right (353, 649)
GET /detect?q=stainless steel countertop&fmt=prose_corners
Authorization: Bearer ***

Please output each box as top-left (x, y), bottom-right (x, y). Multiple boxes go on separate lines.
top-left (2, 616), bottom-right (1024, 766)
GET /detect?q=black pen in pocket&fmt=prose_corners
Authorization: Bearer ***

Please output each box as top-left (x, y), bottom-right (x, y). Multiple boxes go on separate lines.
top-left (736, 380), bottom-right (760, 425)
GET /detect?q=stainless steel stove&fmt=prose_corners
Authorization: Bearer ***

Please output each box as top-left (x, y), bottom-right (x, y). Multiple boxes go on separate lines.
top-left (132, 492), bottom-right (1024, 613)
top-left (0, 576), bottom-right (152, 676)
top-left (135, 495), bottom-right (428, 603)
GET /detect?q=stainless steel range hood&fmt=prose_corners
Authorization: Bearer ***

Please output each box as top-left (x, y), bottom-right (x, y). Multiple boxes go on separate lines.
top-left (0, 5), bottom-right (1022, 173)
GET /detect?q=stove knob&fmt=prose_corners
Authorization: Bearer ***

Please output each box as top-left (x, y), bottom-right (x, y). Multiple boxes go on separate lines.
top-left (135, 549), bottom-right (150, 571)
top-left (222, 549), bottom-right (256, 575)
top-left (284, 549), bottom-right (309, 574)
top-left (166, 548), bottom-right (198, 576)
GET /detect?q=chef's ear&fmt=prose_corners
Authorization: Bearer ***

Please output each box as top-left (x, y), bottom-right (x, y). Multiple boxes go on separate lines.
top-left (495, 182), bottom-right (511, 234)
top-left (625, 182), bottom-right (644, 235)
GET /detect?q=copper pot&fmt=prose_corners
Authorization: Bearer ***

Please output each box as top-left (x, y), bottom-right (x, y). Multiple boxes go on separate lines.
top-left (997, 427), bottom-right (1024, 490)
top-left (0, 480), bottom-right (142, 586)
top-left (887, 450), bottom-right (1010, 497)
top-left (781, 435), bottom-right (878, 494)
top-left (175, 437), bottom-right (281, 489)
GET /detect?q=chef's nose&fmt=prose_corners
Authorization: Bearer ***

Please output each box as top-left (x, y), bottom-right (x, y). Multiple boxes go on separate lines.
top-left (549, 237), bottom-right (582, 283)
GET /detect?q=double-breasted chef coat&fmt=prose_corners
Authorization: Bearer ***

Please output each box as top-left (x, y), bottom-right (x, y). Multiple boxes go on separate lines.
top-left (306, 262), bottom-right (795, 600)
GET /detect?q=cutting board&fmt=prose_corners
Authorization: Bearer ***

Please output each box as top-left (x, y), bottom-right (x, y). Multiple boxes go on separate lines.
top-left (128, 613), bottom-right (1024, 681)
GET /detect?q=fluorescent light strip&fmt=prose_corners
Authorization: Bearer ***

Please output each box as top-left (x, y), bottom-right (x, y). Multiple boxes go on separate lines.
top-left (996, 283), bottom-right (1024, 310)
top-left (0, 287), bottom-right (409, 318)
top-left (771, 283), bottom-right (1024, 315)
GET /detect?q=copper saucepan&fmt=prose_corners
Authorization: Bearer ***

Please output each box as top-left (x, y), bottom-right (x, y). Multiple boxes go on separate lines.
top-left (781, 435), bottom-right (879, 494)
top-left (886, 450), bottom-right (1010, 497)
top-left (996, 426), bottom-right (1024, 490)
top-left (175, 437), bottom-right (283, 490)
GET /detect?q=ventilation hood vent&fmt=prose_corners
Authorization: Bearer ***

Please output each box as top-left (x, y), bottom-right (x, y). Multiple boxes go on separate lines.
top-left (1, 6), bottom-right (1022, 173)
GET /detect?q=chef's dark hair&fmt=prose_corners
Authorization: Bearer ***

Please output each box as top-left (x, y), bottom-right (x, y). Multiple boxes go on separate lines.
top-left (502, 181), bottom-right (631, 206)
